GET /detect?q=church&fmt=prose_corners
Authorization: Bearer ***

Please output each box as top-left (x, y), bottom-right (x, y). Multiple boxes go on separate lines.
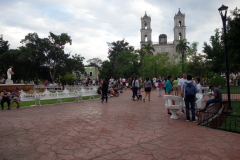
top-left (140, 9), bottom-right (186, 57)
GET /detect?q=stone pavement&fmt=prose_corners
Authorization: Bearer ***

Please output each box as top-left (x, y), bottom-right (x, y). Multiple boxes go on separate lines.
top-left (0, 90), bottom-right (240, 160)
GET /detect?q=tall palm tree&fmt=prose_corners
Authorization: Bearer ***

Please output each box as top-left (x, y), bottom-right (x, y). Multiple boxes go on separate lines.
top-left (141, 42), bottom-right (155, 55)
top-left (176, 39), bottom-right (190, 73)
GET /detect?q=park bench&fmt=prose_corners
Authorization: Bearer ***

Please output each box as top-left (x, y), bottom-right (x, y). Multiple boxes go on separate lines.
top-left (20, 87), bottom-right (99, 106)
top-left (76, 86), bottom-right (98, 100)
top-left (34, 85), bottom-right (62, 90)
top-left (164, 94), bottom-right (203, 119)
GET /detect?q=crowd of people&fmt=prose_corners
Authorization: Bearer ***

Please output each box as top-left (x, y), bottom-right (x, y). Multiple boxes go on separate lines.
top-left (1, 74), bottom-right (223, 121)
top-left (98, 74), bottom-right (222, 123)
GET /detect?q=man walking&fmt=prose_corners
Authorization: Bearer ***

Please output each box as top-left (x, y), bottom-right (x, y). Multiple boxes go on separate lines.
top-left (178, 73), bottom-right (187, 114)
top-left (181, 75), bottom-right (198, 122)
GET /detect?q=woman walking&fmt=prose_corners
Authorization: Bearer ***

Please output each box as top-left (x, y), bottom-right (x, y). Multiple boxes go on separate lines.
top-left (143, 77), bottom-right (152, 102)
top-left (101, 78), bottom-right (109, 103)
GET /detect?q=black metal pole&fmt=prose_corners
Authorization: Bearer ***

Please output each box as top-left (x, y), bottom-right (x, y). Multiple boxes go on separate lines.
top-left (221, 11), bottom-right (232, 110)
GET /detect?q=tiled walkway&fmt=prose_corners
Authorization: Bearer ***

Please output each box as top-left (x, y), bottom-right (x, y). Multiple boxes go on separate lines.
top-left (0, 90), bottom-right (240, 160)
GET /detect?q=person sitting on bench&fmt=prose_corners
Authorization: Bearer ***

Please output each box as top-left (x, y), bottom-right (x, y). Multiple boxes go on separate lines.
top-left (203, 85), bottom-right (222, 109)
top-left (1, 88), bottom-right (11, 110)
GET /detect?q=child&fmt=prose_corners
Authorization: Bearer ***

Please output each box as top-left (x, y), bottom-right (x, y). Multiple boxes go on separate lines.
top-left (157, 80), bottom-right (163, 97)
top-left (137, 87), bottom-right (143, 101)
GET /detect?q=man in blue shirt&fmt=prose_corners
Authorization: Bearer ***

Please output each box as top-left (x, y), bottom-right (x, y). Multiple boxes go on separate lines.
top-left (165, 75), bottom-right (174, 115)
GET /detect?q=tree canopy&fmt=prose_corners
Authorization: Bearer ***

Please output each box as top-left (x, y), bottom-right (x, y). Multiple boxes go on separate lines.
top-left (0, 32), bottom-right (85, 83)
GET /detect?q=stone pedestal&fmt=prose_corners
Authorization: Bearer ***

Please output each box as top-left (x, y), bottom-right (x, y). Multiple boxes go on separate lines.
top-left (5, 79), bottom-right (13, 85)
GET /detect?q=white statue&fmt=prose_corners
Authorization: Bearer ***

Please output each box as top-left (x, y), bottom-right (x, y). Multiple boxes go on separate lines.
top-left (7, 66), bottom-right (13, 80)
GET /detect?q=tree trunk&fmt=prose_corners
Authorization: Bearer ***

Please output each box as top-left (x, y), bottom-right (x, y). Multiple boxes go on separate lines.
top-left (182, 52), bottom-right (184, 74)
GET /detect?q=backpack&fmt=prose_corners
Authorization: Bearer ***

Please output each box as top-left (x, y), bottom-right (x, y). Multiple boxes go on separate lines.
top-left (185, 82), bottom-right (196, 97)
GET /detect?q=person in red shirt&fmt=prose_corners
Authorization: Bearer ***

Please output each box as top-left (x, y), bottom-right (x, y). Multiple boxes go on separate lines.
top-left (45, 80), bottom-right (48, 86)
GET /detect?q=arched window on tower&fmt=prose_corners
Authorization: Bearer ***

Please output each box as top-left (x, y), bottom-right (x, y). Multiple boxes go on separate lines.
top-left (179, 21), bottom-right (181, 27)
top-left (145, 23), bottom-right (147, 29)
top-left (179, 33), bottom-right (182, 40)
top-left (145, 35), bottom-right (148, 42)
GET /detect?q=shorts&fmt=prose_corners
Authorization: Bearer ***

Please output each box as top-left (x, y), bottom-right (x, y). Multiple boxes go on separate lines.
top-left (145, 87), bottom-right (151, 92)
top-left (174, 87), bottom-right (178, 91)
top-left (122, 82), bottom-right (126, 86)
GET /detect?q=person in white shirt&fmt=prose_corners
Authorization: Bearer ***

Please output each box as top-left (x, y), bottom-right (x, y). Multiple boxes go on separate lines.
top-left (178, 73), bottom-right (187, 114)
top-left (122, 77), bottom-right (126, 89)
top-left (195, 77), bottom-right (201, 94)
top-left (92, 79), bottom-right (95, 86)
top-left (132, 77), bottom-right (139, 101)
top-left (110, 77), bottom-right (114, 83)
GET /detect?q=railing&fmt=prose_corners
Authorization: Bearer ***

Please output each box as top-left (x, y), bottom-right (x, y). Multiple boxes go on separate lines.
top-left (152, 42), bottom-right (174, 45)
top-left (198, 102), bottom-right (223, 126)
top-left (222, 94), bottom-right (240, 101)
top-left (198, 101), bottom-right (240, 134)
top-left (34, 85), bottom-right (62, 90)
top-left (198, 112), bottom-right (240, 134)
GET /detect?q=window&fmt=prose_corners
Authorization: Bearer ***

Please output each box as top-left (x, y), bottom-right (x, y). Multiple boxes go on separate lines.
top-left (179, 21), bottom-right (181, 27)
top-left (90, 72), bottom-right (92, 77)
top-left (179, 33), bottom-right (182, 40)
top-left (145, 35), bottom-right (148, 42)
top-left (145, 23), bottom-right (147, 29)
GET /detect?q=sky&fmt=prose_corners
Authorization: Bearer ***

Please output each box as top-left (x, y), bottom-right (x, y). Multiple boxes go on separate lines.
top-left (0, 0), bottom-right (239, 64)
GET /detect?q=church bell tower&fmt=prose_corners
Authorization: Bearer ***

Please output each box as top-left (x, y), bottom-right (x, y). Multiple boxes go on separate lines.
top-left (174, 9), bottom-right (186, 42)
top-left (140, 12), bottom-right (152, 48)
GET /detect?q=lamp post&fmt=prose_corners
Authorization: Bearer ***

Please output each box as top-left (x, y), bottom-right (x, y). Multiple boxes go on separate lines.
top-left (218, 4), bottom-right (232, 110)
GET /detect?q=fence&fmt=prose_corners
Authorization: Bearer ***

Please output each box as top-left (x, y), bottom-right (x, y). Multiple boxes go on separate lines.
top-left (198, 101), bottom-right (240, 134)
top-left (198, 112), bottom-right (240, 133)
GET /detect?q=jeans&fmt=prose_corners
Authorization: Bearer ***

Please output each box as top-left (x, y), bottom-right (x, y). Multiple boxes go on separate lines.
top-left (102, 89), bottom-right (108, 102)
top-left (158, 88), bottom-right (162, 95)
top-left (1, 99), bottom-right (10, 109)
top-left (204, 98), bottom-right (220, 109)
top-left (132, 87), bottom-right (138, 99)
top-left (184, 97), bottom-right (195, 121)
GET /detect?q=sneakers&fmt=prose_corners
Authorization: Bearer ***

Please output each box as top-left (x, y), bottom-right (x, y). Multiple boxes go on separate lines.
top-left (181, 110), bottom-right (185, 114)
top-left (167, 113), bottom-right (172, 115)
top-left (186, 120), bottom-right (190, 122)
top-left (192, 121), bottom-right (196, 123)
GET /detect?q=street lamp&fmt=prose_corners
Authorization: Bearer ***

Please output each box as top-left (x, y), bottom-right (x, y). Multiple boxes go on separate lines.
top-left (218, 4), bottom-right (232, 110)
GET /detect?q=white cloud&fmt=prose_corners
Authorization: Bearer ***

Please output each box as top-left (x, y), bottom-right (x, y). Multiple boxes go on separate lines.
top-left (0, 0), bottom-right (240, 63)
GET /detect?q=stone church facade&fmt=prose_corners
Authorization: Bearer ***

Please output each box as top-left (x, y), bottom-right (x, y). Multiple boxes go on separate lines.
top-left (140, 9), bottom-right (186, 57)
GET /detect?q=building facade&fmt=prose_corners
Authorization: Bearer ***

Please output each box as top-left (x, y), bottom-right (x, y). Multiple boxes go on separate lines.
top-left (75, 66), bottom-right (99, 80)
top-left (140, 9), bottom-right (186, 57)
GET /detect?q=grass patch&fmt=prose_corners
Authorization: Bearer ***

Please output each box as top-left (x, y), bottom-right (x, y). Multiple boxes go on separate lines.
top-left (1, 95), bottom-right (101, 109)
top-left (219, 85), bottom-right (240, 94)
top-left (219, 101), bottom-right (240, 133)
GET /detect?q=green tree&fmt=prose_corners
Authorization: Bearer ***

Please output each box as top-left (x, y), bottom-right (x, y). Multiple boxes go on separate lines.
top-left (140, 53), bottom-right (169, 80)
top-left (114, 51), bottom-right (140, 78)
top-left (98, 60), bottom-right (113, 79)
top-left (227, 7), bottom-right (240, 73)
top-left (175, 39), bottom-right (190, 73)
top-left (0, 36), bottom-right (9, 56)
top-left (187, 54), bottom-right (207, 78)
top-left (141, 42), bottom-right (155, 55)
top-left (203, 29), bottom-right (225, 74)
top-left (86, 58), bottom-right (102, 68)
top-left (107, 39), bottom-right (134, 76)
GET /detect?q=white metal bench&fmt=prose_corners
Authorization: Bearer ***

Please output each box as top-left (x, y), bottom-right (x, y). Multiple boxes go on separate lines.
top-left (164, 95), bottom-right (184, 119)
top-left (20, 88), bottom-right (99, 106)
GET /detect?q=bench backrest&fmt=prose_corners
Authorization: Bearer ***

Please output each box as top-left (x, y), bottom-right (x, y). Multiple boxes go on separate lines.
top-left (163, 95), bottom-right (184, 106)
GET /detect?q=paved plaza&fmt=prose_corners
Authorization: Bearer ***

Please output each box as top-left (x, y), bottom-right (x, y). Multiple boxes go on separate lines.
top-left (0, 90), bottom-right (240, 160)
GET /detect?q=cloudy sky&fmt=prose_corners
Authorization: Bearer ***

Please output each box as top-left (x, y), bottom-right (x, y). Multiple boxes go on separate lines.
top-left (0, 0), bottom-right (239, 63)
